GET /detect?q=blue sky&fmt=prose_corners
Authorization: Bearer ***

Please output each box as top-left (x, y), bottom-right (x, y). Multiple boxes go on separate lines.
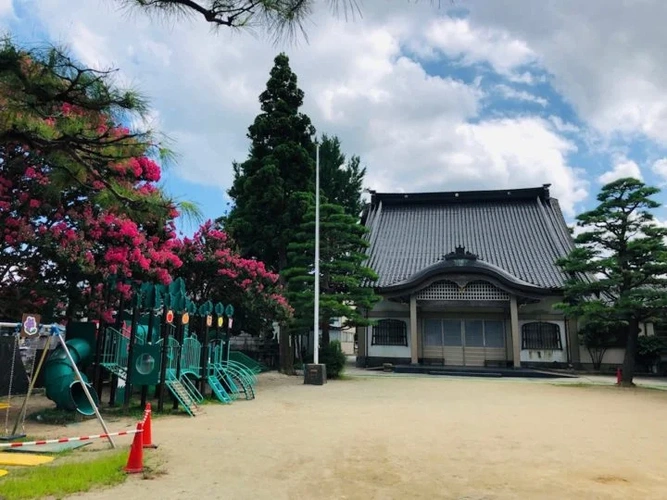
top-left (3, 0), bottom-right (667, 233)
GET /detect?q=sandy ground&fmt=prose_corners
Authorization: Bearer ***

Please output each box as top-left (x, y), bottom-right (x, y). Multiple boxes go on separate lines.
top-left (4, 372), bottom-right (667, 500)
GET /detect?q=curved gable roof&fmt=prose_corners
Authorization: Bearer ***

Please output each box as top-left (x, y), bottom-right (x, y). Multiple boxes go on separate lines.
top-left (363, 185), bottom-right (574, 291)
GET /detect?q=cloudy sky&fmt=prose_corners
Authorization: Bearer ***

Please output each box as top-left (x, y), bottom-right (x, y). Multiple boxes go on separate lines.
top-left (3, 0), bottom-right (667, 232)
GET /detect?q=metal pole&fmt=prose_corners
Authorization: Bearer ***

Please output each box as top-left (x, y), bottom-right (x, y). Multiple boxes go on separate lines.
top-left (314, 142), bottom-right (320, 365)
top-left (54, 331), bottom-right (116, 448)
top-left (11, 335), bottom-right (52, 437)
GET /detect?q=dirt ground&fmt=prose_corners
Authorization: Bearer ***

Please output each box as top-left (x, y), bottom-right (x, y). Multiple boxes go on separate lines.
top-left (4, 373), bottom-right (667, 499)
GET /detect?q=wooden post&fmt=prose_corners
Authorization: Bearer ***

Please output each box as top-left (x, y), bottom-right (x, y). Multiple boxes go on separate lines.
top-left (510, 295), bottom-right (521, 368)
top-left (410, 295), bottom-right (418, 364)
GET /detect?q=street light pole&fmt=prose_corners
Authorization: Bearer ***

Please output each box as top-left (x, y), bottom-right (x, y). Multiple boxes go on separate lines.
top-left (314, 142), bottom-right (320, 366)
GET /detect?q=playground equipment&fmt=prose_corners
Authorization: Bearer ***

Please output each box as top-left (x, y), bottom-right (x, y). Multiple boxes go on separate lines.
top-left (90, 278), bottom-right (265, 417)
top-left (0, 322), bottom-right (116, 448)
top-left (1, 277), bottom-right (269, 421)
top-left (44, 337), bottom-right (100, 415)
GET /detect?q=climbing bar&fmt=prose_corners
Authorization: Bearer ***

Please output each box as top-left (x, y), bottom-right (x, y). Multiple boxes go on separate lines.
top-left (0, 429), bottom-right (141, 448)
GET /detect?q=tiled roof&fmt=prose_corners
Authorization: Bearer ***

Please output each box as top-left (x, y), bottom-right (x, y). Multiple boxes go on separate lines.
top-left (363, 185), bottom-right (574, 290)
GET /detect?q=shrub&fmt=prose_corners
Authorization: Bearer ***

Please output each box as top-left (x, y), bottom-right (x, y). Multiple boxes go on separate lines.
top-left (636, 335), bottom-right (667, 372)
top-left (321, 340), bottom-right (346, 379)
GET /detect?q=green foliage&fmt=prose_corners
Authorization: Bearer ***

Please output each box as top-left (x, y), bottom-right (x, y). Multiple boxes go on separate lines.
top-left (636, 335), bottom-right (667, 369)
top-left (283, 201), bottom-right (380, 343)
top-left (579, 322), bottom-right (618, 349)
top-left (118, 0), bottom-right (363, 42)
top-left (226, 53), bottom-right (316, 272)
top-left (317, 134), bottom-right (366, 217)
top-left (578, 321), bottom-right (620, 370)
top-left (321, 340), bottom-right (347, 379)
top-left (557, 177), bottom-right (667, 383)
top-left (0, 450), bottom-right (128, 499)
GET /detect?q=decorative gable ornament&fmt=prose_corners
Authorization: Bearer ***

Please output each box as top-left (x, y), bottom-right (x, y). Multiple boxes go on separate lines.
top-left (443, 245), bottom-right (478, 262)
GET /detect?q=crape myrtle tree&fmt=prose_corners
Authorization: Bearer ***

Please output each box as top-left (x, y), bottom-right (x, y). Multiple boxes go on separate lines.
top-left (556, 177), bottom-right (667, 386)
top-left (0, 39), bottom-right (291, 331)
top-left (0, 39), bottom-right (186, 321)
top-left (175, 220), bottom-right (293, 336)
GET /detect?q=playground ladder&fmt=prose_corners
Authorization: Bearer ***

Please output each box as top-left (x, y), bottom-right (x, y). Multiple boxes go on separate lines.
top-left (206, 375), bottom-right (232, 403)
top-left (212, 366), bottom-right (240, 401)
top-left (165, 371), bottom-right (201, 417)
top-left (215, 365), bottom-right (255, 401)
top-left (228, 351), bottom-right (267, 373)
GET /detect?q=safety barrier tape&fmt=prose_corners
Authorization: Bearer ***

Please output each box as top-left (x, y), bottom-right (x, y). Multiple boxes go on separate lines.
top-left (0, 429), bottom-right (141, 448)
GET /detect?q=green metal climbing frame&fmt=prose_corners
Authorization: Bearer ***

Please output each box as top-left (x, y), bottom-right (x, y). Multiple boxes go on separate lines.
top-left (228, 351), bottom-right (268, 374)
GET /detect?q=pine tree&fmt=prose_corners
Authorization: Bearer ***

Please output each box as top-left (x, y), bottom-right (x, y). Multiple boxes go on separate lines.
top-left (119, 1), bottom-right (365, 41)
top-left (557, 177), bottom-right (667, 386)
top-left (318, 134), bottom-right (366, 217)
top-left (283, 201), bottom-right (380, 347)
top-left (226, 52), bottom-right (316, 273)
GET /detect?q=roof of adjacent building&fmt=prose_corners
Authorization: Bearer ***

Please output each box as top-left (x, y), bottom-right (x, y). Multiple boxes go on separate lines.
top-left (362, 184), bottom-right (575, 291)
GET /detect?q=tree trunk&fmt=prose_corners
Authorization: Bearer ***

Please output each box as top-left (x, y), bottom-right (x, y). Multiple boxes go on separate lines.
top-left (620, 318), bottom-right (640, 386)
top-left (276, 270), bottom-right (294, 375)
top-left (279, 325), bottom-right (294, 375)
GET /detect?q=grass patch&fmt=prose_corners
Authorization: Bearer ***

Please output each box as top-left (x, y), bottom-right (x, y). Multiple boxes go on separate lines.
top-left (0, 450), bottom-right (128, 500)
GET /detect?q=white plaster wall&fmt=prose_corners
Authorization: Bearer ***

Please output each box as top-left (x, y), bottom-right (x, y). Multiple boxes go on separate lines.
top-left (519, 296), bottom-right (565, 315)
top-left (371, 300), bottom-right (409, 314)
top-left (579, 347), bottom-right (625, 365)
top-left (519, 319), bottom-right (568, 363)
top-left (367, 317), bottom-right (411, 358)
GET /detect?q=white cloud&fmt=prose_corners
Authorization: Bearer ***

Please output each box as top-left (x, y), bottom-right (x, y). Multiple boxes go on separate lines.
top-left (506, 71), bottom-right (546, 85)
top-left (462, 0), bottom-right (667, 145)
top-left (0, 0), bottom-right (13, 19)
top-left (652, 158), bottom-right (667, 182)
top-left (6, 0), bottom-right (588, 218)
top-left (598, 157), bottom-right (642, 185)
top-left (494, 84), bottom-right (547, 106)
top-left (424, 17), bottom-right (537, 76)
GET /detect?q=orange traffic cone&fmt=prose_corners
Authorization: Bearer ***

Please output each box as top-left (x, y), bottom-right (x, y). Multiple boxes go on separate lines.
top-left (142, 403), bottom-right (157, 449)
top-left (124, 422), bottom-right (144, 474)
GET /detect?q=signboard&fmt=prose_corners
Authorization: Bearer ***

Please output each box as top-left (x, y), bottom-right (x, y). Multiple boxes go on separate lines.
top-left (228, 318), bottom-right (234, 329)
top-left (21, 313), bottom-right (41, 338)
top-left (166, 310), bottom-right (174, 324)
top-left (206, 315), bottom-right (212, 327)
top-left (182, 312), bottom-right (190, 325)
top-left (217, 317), bottom-right (223, 328)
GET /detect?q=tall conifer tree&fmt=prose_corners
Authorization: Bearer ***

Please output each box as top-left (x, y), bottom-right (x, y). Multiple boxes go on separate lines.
top-left (226, 53), bottom-right (316, 273)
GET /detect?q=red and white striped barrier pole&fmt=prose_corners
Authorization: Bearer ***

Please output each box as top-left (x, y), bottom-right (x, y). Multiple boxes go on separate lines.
top-left (0, 429), bottom-right (141, 449)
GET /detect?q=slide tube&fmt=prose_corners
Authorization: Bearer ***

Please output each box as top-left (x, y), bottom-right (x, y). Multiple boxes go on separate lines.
top-left (44, 338), bottom-right (100, 416)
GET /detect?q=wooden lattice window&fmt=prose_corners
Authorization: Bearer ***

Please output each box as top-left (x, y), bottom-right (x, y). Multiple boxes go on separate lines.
top-left (416, 280), bottom-right (509, 301)
top-left (372, 319), bottom-right (408, 346)
top-left (521, 322), bottom-right (562, 350)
